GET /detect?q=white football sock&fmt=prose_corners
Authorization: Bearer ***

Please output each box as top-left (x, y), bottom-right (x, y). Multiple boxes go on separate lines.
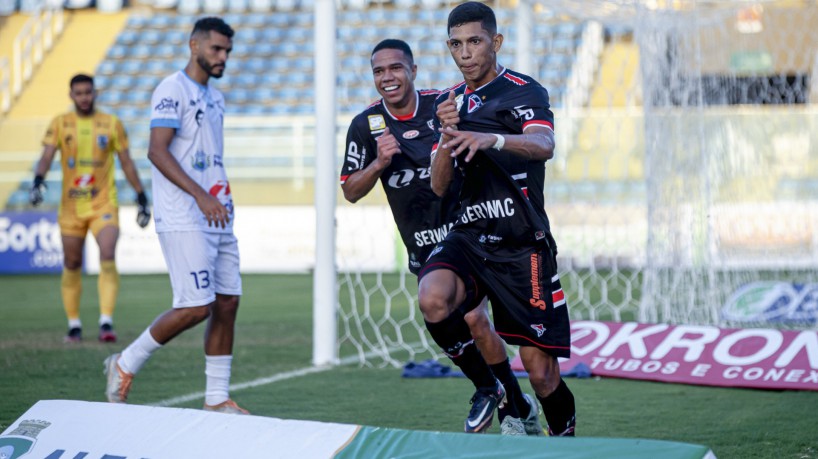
top-left (99, 314), bottom-right (113, 326)
top-left (205, 355), bottom-right (233, 406)
top-left (119, 327), bottom-right (162, 375)
top-left (68, 318), bottom-right (82, 329)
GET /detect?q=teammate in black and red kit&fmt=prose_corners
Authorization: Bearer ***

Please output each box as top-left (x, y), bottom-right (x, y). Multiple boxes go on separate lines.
top-left (419, 2), bottom-right (576, 437)
top-left (340, 39), bottom-right (540, 435)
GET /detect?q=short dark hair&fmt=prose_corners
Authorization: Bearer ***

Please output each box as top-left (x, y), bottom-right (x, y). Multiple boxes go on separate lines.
top-left (191, 16), bottom-right (234, 40)
top-left (447, 1), bottom-right (497, 36)
top-left (371, 39), bottom-right (414, 64)
top-left (69, 74), bottom-right (93, 89)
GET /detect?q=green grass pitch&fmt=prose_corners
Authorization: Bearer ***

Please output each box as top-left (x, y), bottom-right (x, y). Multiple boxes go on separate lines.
top-left (1, 274), bottom-right (816, 458)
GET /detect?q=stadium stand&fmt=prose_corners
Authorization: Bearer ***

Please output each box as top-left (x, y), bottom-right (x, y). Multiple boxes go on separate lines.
top-left (1, 4), bottom-right (586, 209)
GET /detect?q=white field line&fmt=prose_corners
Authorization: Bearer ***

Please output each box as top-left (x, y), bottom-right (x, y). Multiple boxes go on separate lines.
top-left (149, 345), bottom-right (426, 407)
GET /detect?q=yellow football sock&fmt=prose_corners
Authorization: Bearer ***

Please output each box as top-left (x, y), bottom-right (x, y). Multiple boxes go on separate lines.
top-left (61, 267), bottom-right (82, 321)
top-left (98, 260), bottom-right (120, 319)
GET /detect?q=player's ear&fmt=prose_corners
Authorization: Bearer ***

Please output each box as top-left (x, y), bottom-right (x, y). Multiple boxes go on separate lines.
top-left (493, 33), bottom-right (503, 53)
top-left (411, 64), bottom-right (417, 82)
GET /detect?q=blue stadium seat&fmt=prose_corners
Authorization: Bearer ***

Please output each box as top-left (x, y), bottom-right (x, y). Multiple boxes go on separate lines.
top-left (116, 30), bottom-right (139, 46)
top-left (260, 27), bottom-right (285, 42)
top-left (286, 27), bottom-right (311, 43)
top-left (130, 44), bottom-right (153, 59)
top-left (234, 73), bottom-right (258, 87)
top-left (154, 44), bottom-right (177, 58)
top-left (97, 61), bottom-right (118, 76)
top-left (106, 44), bottom-right (128, 60)
top-left (95, 75), bottom-right (111, 89)
top-left (120, 60), bottom-right (144, 75)
top-left (260, 73), bottom-right (285, 87)
top-left (97, 90), bottom-right (124, 106)
top-left (148, 14), bottom-right (174, 29)
top-left (126, 15), bottom-right (149, 29)
top-left (110, 75), bottom-right (134, 90)
top-left (230, 42), bottom-right (252, 58)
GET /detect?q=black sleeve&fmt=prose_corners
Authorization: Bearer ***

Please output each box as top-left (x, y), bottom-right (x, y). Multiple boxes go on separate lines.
top-left (340, 115), bottom-right (376, 183)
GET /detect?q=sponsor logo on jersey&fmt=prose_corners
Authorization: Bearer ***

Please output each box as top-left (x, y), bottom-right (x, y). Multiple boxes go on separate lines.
top-left (192, 150), bottom-right (210, 171)
top-left (427, 119), bottom-right (434, 130)
top-left (467, 94), bottom-right (483, 113)
top-left (402, 130), bottom-right (419, 139)
top-left (529, 253), bottom-right (546, 310)
top-left (530, 323), bottom-right (546, 337)
top-left (209, 180), bottom-right (234, 215)
top-left (96, 135), bottom-right (108, 149)
top-left (427, 245), bottom-right (444, 261)
top-left (345, 142), bottom-right (363, 171)
top-left (459, 198), bottom-right (515, 224)
top-left (414, 223), bottom-right (453, 247)
top-left (368, 115), bottom-right (386, 131)
top-left (387, 169), bottom-right (415, 188)
top-left (213, 155), bottom-right (224, 167)
top-left (154, 97), bottom-right (178, 113)
top-left (455, 94), bottom-right (464, 112)
top-left (73, 174), bottom-right (95, 188)
top-left (195, 109), bottom-right (204, 126)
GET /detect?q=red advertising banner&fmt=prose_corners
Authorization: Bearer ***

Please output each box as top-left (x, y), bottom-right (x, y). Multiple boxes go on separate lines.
top-left (512, 321), bottom-right (818, 391)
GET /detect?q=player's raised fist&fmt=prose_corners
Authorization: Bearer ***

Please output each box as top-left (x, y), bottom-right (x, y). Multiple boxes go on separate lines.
top-left (437, 91), bottom-right (460, 130)
top-left (376, 127), bottom-right (401, 168)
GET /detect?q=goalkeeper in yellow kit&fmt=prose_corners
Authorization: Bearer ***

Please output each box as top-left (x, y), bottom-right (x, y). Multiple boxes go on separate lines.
top-left (30, 74), bottom-right (150, 343)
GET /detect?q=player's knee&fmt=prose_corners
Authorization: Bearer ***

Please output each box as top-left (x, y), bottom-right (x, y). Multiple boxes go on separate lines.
top-left (528, 369), bottom-right (561, 397)
top-left (63, 259), bottom-right (82, 270)
top-left (214, 295), bottom-right (240, 316)
top-left (418, 284), bottom-right (455, 322)
top-left (176, 305), bottom-right (211, 327)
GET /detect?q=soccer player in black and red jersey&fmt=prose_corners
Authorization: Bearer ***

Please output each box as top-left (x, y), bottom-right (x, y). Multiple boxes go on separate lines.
top-left (419, 2), bottom-right (576, 436)
top-left (341, 39), bottom-right (541, 435)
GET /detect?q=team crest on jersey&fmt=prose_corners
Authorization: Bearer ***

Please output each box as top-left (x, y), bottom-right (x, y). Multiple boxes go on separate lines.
top-left (368, 115), bottom-right (386, 131)
top-left (427, 119), bottom-right (434, 130)
top-left (66, 157), bottom-right (75, 169)
top-left (97, 135), bottom-right (108, 149)
top-left (402, 130), bottom-right (419, 139)
top-left (530, 324), bottom-right (546, 337)
top-left (192, 150), bottom-right (210, 171)
top-left (467, 94), bottom-right (483, 113)
top-left (455, 94), bottom-right (464, 112)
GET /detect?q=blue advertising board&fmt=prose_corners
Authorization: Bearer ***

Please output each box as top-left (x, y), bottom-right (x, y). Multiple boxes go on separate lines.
top-left (0, 211), bottom-right (65, 274)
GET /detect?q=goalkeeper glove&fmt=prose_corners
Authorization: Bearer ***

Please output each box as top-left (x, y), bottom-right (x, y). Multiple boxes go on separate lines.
top-left (136, 191), bottom-right (151, 228)
top-left (30, 175), bottom-right (46, 207)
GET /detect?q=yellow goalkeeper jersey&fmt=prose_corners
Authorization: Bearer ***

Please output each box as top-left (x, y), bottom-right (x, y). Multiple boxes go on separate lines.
top-left (42, 111), bottom-right (129, 218)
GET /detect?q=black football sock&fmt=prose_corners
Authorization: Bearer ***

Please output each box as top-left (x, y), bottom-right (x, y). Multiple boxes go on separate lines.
top-left (490, 359), bottom-right (523, 419)
top-left (537, 378), bottom-right (576, 436)
top-left (425, 310), bottom-right (496, 389)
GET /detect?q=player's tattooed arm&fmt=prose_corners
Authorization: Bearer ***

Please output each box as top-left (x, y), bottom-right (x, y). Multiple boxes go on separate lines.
top-left (342, 127), bottom-right (401, 203)
top-left (148, 126), bottom-right (230, 228)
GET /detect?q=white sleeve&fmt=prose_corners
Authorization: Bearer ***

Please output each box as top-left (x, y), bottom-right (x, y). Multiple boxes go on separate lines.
top-left (150, 79), bottom-right (183, 129)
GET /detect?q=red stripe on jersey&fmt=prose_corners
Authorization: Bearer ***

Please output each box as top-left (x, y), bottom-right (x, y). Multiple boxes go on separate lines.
top-left (366, 99), bottom-right (381, 109)
top-left (420, 89), bottom-right (442, 96)
top-left (522, 187), bottom-right (529, 198)
top-left (395, 113), bottom-right (413, 121)
top-left (431, 142), bottom-right (439, 155)
top-left (340, 174), bottom-right (349, 184)
top-left (523, 120), bottom-right (554, 131)
top-left (442, 81), bottom-right (466, 93)
top-left (503, 73), bottom-right (529, 86)
top-left (552, 288), bottom-right (566, 306)
top-left (496, 331), bottom-right (571, 350)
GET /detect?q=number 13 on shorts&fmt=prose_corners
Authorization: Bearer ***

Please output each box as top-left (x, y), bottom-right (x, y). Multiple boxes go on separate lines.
top-left (190, 270), bottom-right (211, 289)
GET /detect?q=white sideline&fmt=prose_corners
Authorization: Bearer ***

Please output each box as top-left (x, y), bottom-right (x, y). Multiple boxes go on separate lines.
top-left (149, 348), bottom-right (418, 407)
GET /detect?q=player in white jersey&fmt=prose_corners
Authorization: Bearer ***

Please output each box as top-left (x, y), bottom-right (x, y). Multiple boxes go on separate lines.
top-left (104, 17), bottom-right (248, 414)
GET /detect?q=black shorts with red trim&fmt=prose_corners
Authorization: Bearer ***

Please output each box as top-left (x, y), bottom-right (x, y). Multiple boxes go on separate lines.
top-left (419, 232), bottom-right (571, 358)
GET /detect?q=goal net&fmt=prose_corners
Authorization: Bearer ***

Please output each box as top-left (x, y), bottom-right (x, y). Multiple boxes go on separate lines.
top-left (335, 0), bottom-right (818, 367)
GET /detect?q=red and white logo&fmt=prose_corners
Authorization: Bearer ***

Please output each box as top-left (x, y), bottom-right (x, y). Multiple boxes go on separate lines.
top-left (209, 180), bottom-right (231, 198)
top-left (73, 174), bottom-right (95, 188)
top-left (402, 130), bottom-right (419, 139)
top-left (530, 324), bottom-right (546, 337)
top-left (467, 94), bottom-right (482, 113)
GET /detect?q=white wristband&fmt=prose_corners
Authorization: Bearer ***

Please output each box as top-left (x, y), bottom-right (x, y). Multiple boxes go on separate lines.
top-left (492, 134), bottom-right (505, 150)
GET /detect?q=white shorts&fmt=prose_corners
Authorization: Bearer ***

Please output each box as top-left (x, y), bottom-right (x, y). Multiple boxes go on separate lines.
top-left (158, 231), bottom-right (242, 308)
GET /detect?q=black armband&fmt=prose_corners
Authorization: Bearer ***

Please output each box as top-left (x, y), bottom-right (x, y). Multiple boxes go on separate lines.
top-left (137, 191), bottom-right (148, 207)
